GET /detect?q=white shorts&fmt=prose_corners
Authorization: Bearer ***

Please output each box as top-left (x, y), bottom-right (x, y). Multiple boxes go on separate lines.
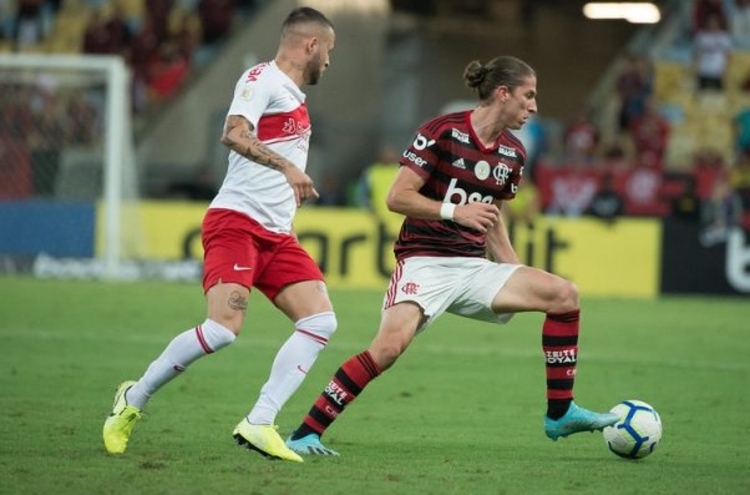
top-left (383, 256), bottom-right (522, 332)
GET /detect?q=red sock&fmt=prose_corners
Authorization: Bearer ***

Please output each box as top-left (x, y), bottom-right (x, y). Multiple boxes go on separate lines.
top-left (542, 310), bottom-right (579, 419)
top-left (293, 350), bottom-right (381, 439)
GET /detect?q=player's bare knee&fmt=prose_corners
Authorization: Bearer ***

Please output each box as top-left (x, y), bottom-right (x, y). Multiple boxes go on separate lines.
top-left (368, 342), bottom-right (404, 371)
top-left (560, 279), bottom-right (579, 311)
top-left (549, 278), bottom-right (579, 313)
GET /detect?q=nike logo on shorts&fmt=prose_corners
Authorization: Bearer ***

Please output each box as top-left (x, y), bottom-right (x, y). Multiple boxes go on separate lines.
top-left (233, 264), bottom-right (252, 271)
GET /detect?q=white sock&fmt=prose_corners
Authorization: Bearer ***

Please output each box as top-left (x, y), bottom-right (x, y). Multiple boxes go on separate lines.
top-left (247, 312), bottom-right (337, 424)
top-left (127, 319), bottom-right (235, 409)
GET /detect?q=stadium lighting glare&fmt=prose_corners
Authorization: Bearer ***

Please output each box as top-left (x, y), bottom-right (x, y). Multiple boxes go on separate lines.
top-left (582, 2), bottom-right (661, 24)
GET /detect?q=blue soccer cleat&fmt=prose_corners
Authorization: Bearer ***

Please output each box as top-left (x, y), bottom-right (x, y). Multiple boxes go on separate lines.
top-left (544, 401), bottom-right (620, 441)
top-left (286, 432), bottom-right (339, 456)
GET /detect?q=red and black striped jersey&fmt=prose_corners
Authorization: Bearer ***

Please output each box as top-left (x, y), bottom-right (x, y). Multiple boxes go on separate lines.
top-left (394, 110), bottom-right (527, 261)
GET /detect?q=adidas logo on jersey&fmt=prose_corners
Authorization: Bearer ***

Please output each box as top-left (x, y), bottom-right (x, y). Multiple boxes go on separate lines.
top-left (451, 158), bottom-right (466, 169)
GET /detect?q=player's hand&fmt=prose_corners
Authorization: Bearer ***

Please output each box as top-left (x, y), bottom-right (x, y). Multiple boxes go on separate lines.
top-left (284, 167), bottom-right (319, 206)
top-left (453, 202), bottom-right (500, 233)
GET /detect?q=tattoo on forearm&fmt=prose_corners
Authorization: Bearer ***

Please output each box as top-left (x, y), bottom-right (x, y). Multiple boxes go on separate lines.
top-left (223, 115), bottom-right (286, 171)
top-left (227, 291), bottom-right (248, 312)
top-left (243, 134), bottom-right (285, 171)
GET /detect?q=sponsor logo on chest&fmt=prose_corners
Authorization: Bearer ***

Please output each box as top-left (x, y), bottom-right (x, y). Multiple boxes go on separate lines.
top-left (451, 128), bottom-right (470, 144)
top-left (498, 146), bottom-right (517, 158)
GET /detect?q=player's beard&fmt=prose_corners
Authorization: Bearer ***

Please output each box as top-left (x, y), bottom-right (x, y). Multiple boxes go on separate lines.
top-left (305, 54), bottom-right (324, 85)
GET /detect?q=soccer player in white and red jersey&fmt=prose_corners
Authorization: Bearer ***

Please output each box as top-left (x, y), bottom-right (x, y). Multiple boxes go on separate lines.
top-left (286, 55), bottom-right (620, 456)
top-left (103, 7), bottom-right (336, 463)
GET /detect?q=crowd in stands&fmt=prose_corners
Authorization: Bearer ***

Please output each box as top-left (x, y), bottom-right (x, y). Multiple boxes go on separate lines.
top-left (345, 0), bottom-right (750, 237)
top-left (1, 0), bottom-right (254, 113)
top-left (0, 0), bottom-right (255, 199)
top-left (1, 0), bottom-right (750, 236)
top-left (0, 76), bottom-right (100, 199)
top-left (523, 0), bottom-right (750, 233)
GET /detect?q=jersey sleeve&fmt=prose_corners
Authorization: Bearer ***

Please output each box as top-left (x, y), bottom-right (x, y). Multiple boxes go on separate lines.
top-left (399, 124), bottom-right (442, 181)
top-left (226, 68), bottom-right (273, 129)
top-left (503, 161), bottom-right (524, 200)
top-left (499, 141), bottom-right (527, 201)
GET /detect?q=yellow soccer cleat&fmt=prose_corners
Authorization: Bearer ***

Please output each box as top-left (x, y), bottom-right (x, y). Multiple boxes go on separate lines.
top-left (233, 419), bottom-right (303, 463)
top-left (103, 380), bottom-right (142, 454)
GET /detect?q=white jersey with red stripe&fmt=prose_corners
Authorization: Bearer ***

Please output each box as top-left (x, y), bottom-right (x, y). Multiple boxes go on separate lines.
top-left (209, 60), bottom-right (311, 233)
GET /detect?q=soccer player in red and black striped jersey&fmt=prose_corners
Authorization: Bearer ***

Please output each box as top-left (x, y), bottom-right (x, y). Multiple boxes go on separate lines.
top-left (286, 55), bottom-right (619, 456)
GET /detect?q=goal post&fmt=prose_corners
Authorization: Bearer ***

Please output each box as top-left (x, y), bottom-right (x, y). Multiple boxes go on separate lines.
top-left (0, 53), bottom-right (142, 279)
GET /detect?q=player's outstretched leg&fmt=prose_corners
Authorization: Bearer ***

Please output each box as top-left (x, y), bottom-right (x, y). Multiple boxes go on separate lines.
top-left (286, 431), bottom-right (339, 456)
top-left (544, 401), bottom-right (620, 441)
top-left (233, 419), bottom-right (303, 462)
top-left (103, 380), bottom-right (142, 454)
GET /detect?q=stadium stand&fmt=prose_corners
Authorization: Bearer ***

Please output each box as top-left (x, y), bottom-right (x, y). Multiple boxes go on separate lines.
top-left (1, 0), bottom-right (748, 227)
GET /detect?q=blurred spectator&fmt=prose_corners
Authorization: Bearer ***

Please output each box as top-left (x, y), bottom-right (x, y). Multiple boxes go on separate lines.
top-left (700, 174), bottom-right (743, 246)
top-left (615, 55), bottom-right (653, 133)
top-left (693, 147), bottom-right (726, 170)
top-left (730, 149), bottom-right (750, 214)
top-left (147, 41), bottom-right (190, 103)
top-left (562, 109), bottom-right (599, 165)
top-left (671, 174), bottom-right (702, 222)
top-left (64, 91), bottom-right (100, 147)
top-left (0, 84), bottom-right (33, 198)
top-left (0, 2), bottom-right (14, 41)
top-left (599, 135), bottom-right (636, 173)
top-left (692, 0), bottom-right (727, 34)
top-left (503, 172), bottom-right (541, 228)
top-left (29, 86), bottom-right (65, 196)
top-left (130, 15), bottom-right (161, 73)
top-left (172, 11), bottom-right (203, 63)
top-left (146, 0), bottom-right (175, 44)
top-left (12, 0), bottom-right (46, 50)
top-left (586, 172), bottom-right (624, 223)
top-left (106, 4), bottom-right (134, 57)
top-left (742, 70), bottom-right (750, 91)
top-left (629, 100), bottom-right (670, 169)
top-left (197, 0), bottom-right (237, 44)
top-left (83, 9), bottom-right (113, 54)
top-left (730, 0), bottom-right (750, 48)
top-left (734, 106), bottom-right (750, 154)
top-left (731, 149), bottom-right (750, 188)
top-left (0, 84), bottom-right (33, 141)
top-left (129, 16), bottom-right (161, 113)
top-left (314, 172), bottom-right (347, 207)
top-left (693, 14), bottom-right (733, 91)
top-left (357, 145), bottom-right (400, 217)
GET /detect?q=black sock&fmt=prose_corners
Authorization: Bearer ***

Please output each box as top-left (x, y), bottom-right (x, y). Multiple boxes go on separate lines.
top-left (547, 398), bottom-right (572, 420)
top-left (290, 424), bottom-right (316, 441)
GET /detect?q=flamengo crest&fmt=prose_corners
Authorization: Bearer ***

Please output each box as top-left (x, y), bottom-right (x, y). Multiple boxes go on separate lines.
top-left (493, 163), bottom-right (512, 185)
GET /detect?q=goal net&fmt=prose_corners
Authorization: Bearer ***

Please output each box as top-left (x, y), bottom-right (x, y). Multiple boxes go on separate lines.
top-left (0, 53), bottom-right (143, 279)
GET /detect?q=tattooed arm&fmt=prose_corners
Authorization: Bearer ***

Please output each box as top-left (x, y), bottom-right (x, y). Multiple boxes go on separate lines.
top-left (220, 114), bottom-right (318, 205)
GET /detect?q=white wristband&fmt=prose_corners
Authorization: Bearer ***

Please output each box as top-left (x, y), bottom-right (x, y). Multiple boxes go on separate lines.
top-left (440, 202), bottom-right (456, 221)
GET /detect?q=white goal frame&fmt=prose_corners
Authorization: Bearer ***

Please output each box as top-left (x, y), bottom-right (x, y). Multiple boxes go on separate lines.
top-left (0, 53), bottom-right (137, 279)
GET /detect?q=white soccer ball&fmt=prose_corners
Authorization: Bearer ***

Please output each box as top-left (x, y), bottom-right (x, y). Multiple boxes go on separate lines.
top-left (603, 399), bottom-right (662, 459)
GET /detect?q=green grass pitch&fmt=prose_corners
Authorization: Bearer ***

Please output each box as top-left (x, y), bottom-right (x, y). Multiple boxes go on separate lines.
top-left (1, 276), bottom-right (748, 495)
